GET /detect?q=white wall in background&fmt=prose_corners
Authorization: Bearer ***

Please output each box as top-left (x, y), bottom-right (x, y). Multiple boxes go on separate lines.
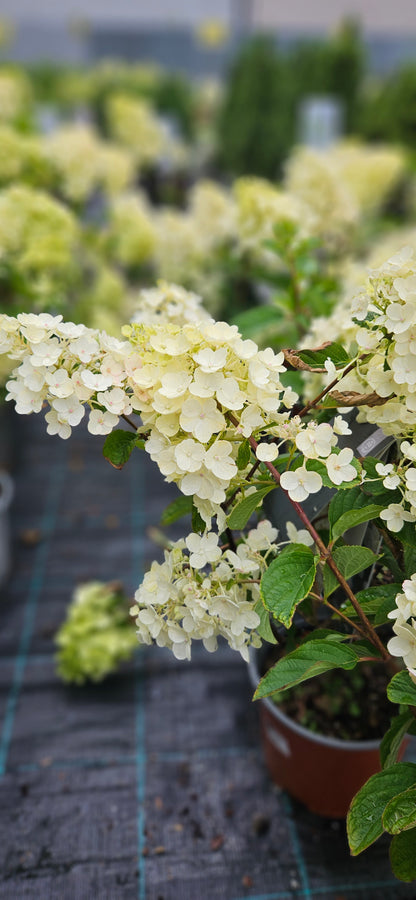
top-left (255, 0), bottom-right (416, 35)
top-left (0, 0), bottom-right (232, 26)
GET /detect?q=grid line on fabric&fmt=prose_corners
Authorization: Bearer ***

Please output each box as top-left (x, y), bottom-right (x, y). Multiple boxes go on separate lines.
top-left (0, 448), bottom-right (67, 775)
top-left (282, 792), bottom-right (312, 898)
top-left (131, 458), bottom-right (147, 900)
top-left (232, 878), bottom-right (411, 900)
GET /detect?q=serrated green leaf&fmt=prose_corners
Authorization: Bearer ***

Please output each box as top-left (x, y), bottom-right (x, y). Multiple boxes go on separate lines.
top-left (192, 504), bottom-right (205, 534)
top-left (398, 523), bottom-right (416, 548)
top-left (323, 545), bottom-right (378, 598)
top-left (161, 495), bottom-right (192, 526)
top-left (260, 544), bottom-right (318, 628)
top-left (328, 486), bottom-right (384, 543)
top-left (404, 545), bottom-right (416, 579)
top-left (237, 439), bottom-right (251, 470)
top-left (380, 713), bottom-right (413, 770)
top-left (254, 639), bottom-right (359, 699)
top-left (298, 342), bottom-right (351, 369)
top-left (103, 429), bottom-right (138, 469)
top-left (347, 763), bottom-right (416, 855)
top-left (254, 600), bottom-right (277, 644)
top-left (383, 786), bottom-right (416, 834)
top-left (227, 485), bottom-right (275, 530)
top-left (342, 583), bottom-right (402, 625)
top-left (390, 827), bottom-right (416, 881)
top-left (388, 670), bottom-right (416, 707)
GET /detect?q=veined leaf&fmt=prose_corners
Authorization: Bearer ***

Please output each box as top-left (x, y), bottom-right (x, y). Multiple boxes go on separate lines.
top-left (254, 639), bottom-right (359, 699)
top-left (260, 544), bottom-right (318, 628)
top-left (380, 713), bottom-right (414, 770)
top-left (103, 429), bottom-right (138, 469)
top-left (342, 583), bottom-right (401, 625)
top-left (383, 786), bottom-right (416, 834)
top-left (227, 484), bottom-right (275, 530)
top-left (160, 495), bottom-right (192, 526)
top-left (390, 827), bottom-right (416, 881)
top-left (254, 600), bottom-right (277, 644)
top-left (323, 545), bottom-right (378, 599)
top-left (388, 670), bottom-right (416, 707)
top-left (328, 486), bottom-right (384, 543)
top-left (237, 439), bottom-right (251, 470)
top-left (285, 342), bottom-right (351, 372)
top-left (347, 763), bottom-right (416, 855)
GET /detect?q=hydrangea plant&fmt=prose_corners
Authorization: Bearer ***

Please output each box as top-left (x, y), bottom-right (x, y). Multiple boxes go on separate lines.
top-left (2, 258), bottom-right (416, 881)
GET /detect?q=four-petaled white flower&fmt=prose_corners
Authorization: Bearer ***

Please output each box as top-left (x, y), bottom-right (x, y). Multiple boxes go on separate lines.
top-left (280, 467), bottom-right (322, 502)
top-left (326, 448), bottom-right (356, 486)
top-left (185, 532), bottom-right (222, 569)
top-left (380, 503), bottom-right (414, 533)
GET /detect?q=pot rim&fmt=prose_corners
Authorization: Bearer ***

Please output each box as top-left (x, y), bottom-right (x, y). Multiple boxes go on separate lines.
top-left (248, 645), bottom-right (382, 752)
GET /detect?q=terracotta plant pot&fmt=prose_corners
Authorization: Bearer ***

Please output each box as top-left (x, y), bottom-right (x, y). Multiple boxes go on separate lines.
top-left (248, 646), bottom-right (408, 819)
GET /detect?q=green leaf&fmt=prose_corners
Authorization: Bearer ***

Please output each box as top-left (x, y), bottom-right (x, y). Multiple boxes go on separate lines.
top-left (227, 484), bottom-right (275, 530)
top-left (237, 439), bottom-right (251, 470)
top-left (103, 429), bottom-right (138, 469)
top-left (342, 583), bottom-right (402, 625)
top-left (232, 305), bottom-right (281, 339)
top-left (398, 523), bottom-right (416, 548)
top-left (347, 763), bottom-right (416, 855)
top-left (298, 342), bottom-right (351, 369)
top-left (328, 486), bottom-right (384, 543)
top-left (323, 545), bottom-right (379, 599)
top-left (390, 827), bottom-right (416, 881)
top-left (254, 639), bottom-right (359, 699)
top-left (383, 787), bottom-right (416, 834)
top-left (404, 545), bottom-right (416, 579)
top-left (191, 504), bottom-right (205, 534)
top-left (260, 544), bottom-right (318, 628)
top-left (380, 713), bottom-right (414, 769)
top-left (388, 670), bottom-right (416, 707)
top-left (161, 495), bottom-right (192, 526)
top-left (254, 600), bottom-right (277, 644)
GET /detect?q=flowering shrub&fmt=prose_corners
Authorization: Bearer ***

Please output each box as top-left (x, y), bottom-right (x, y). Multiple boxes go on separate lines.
top-left (3, 249), bottom-right (416, 879)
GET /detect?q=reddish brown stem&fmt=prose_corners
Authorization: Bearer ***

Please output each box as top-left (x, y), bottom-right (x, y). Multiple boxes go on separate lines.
top-left (228, 412), bottom-right (390, 661)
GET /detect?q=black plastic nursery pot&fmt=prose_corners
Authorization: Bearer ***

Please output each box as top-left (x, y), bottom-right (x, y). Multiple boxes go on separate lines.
top-left (248, 646), bottom-right (408, 819)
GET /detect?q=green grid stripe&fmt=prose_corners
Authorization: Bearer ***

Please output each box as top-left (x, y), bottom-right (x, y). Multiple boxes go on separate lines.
top-left (131, 458), bottom-right (147, 900)
top-left (0, 448), bottom-right (67, 776)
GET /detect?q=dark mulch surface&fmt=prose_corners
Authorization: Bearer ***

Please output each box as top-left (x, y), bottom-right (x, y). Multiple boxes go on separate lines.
top-left (0, 412), bottom-right (415, 899)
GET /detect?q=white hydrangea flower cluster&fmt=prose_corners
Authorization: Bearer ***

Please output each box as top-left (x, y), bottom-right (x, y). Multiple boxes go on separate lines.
top-left (131, 281), bottom-right (211, 327)
top-left (124, 318), bottom-right (289, 523)
top-left (43, 123), bottom-right (135, 203)
top-left (285, 142), bottom-right (406, 254)
top-left (307, 246), bottom-right (416, 532)
top-left (329, 141), bottom-right (406, 216)
top-left (105, 191), bottom-right (156, 269)
top-left (278, 419), bottom-right (356, 501)
top-left (284, 146), bottom-right (359, 254)
top-left (0, 69), bottom-right (30, 123)
top-left (0, 124), bottom-right (45, 186)
top-left (388, 575), bottom-right (416, 683)
top-left (130, 519), bottom-right (279, 661)
top-left (1, 312), bottom-right (133, 439)
top-left (105, 93), bottom-right (187, 170)
top-left (0, 184), bottom-right (78, 298)
top-left (233, 176), bottom-right (305, 261)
